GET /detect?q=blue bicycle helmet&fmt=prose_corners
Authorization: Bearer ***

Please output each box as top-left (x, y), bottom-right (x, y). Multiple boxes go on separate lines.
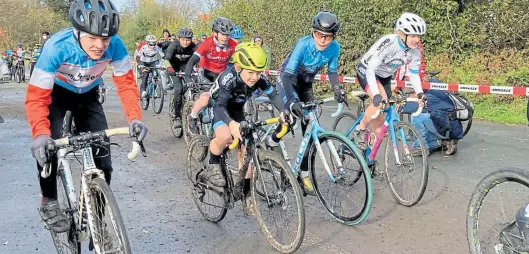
top-left (230, 26), bottom-right (244, 39)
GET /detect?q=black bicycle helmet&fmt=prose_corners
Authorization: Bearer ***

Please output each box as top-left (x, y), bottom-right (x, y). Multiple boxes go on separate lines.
top-left (212, 17), bottom-right (233, 35)
top-left (177, 27), bottom-right (193, 38)
top-left (69, 0), bottom-right (120, 37)
top-left (312, 11), bottom-right (340, 34)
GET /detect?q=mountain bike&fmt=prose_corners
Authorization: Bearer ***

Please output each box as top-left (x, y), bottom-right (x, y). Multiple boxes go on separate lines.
top-left (181, 80), bottom-right (214, 144)
top-left (140, 66), bottom-right (165, 114)
top-left (467, 167), bottom-right (529, 254)
top-left (332, 91), bottom-right (429, 207)
top-left (42, 111), bottom-right (147, 254)
top-left (14, 57), bottom-right (25, 83)
top-left (186, 117), bottom-right (305, 253)
top-left (168, 72), bottom-right (198, 138)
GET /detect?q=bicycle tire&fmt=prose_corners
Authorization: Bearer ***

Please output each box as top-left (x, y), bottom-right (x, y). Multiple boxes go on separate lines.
top-left (308, 131), bottom-right (373, 225)
top-left (140, 89), bottom-right (150, 110)
top-left (186, 135), bottom-right (228, 222)
top-left (152, 81), bottom-right (164, 114)
top-left (182, 101), bottom-right (195, 144)
top-left (463, 118), bottom-right (473, 137)
top-left (252, 150), bottom-right (305, 254)
top-left (330, 112), bottom-right (363, 183)
top-left (244, 97), bottom-right (259, 122)
top-left (50, 166), bottom-right (80, 254)
top-left (86, 178), bottom-right (131, 254)
top-left (384, 121), bottom-right (429, 207)
top-left (467, 167), bottom-right (529, 254)
top-left (15, 66), bottom-right (22, 83)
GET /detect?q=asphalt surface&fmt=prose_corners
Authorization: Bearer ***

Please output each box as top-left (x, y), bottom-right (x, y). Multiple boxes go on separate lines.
top-left (1, 72), bottom-right (529, 254)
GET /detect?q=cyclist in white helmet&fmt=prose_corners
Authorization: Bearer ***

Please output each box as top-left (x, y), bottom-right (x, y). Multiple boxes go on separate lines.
top-left (137, 34), bottom-right (167, 97)
top-left (353, 12), bottom-right (427, 150)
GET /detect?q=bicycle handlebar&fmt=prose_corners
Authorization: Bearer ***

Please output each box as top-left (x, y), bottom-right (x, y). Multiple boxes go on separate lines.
top-left (41, 127), bottom-right (144, 178)
top-left (228, 117), bottom-right (288, 150)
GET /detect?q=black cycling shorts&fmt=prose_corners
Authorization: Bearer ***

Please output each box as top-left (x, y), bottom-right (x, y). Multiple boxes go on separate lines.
top-left (357, 63), bottom-right (392, 98)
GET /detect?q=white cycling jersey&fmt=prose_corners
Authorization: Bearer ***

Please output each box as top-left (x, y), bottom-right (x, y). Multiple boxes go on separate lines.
top-left (137, 44), bottom-right (164, 63)
top-left (360, 34), bottom-right (423, 95)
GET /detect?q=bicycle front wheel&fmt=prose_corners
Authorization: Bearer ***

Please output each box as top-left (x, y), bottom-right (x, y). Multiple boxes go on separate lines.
top-left (86, 178), bottom-right (131, 254)
top-left (308, 131), bottom-right (373, 225)
top-left (182, 101), bottom-right (195, 144)
top-left (51, 165), bottom-right (80, 254)
top-left (252, 150), bottom-right (305, 254)
top-left (152, 82), bottom-right (164, 114)
top-left (467, 168), bottom-right (529, 254)
top-left (384, 121), bottom-right (429, 207)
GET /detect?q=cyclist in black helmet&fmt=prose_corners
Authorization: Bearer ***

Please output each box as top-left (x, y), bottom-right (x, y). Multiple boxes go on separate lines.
top-left (25, 0), bottom-right (148, 233)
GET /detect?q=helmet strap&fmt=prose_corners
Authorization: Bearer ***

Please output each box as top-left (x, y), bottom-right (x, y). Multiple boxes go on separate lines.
top-left (213, 34), bottom-right (227, 49)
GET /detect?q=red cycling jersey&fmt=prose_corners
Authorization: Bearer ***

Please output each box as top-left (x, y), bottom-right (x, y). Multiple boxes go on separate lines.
top-left (194, 36), bottom-right (237, 74)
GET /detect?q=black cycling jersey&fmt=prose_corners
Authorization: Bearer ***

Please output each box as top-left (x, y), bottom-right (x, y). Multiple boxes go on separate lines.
top-left (212, 67), bottom-right (284, 126)
top-left (164, 41), bottom-right (196, 72)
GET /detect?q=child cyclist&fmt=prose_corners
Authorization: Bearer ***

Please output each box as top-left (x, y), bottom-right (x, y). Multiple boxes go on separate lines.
top-left (201, 43), bottom-right (289, 215)
top-left (353, 12), bottom-right (427, 150)
top-left (267, 11), bottom-right (345, 196)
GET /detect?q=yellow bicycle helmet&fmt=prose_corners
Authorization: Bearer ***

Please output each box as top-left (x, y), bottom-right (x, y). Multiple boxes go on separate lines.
top-left (232, 42), bottom-right (267, 72)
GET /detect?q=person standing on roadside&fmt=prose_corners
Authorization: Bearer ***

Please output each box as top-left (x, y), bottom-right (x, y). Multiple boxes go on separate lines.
top-left (253, 35), bottom-right (272, 69)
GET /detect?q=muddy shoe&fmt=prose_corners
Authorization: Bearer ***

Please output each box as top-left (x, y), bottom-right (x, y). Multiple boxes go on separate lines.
top-left (352, 129), bottom-right (367, 150)
top-left (172, 117), bottom-right (182, 129)
top-left (244, 198), bottom-right (255, 216)
top-left (199, 163), bottom-right (226, 187)
top-left (412, 148), bottom-right (430, 157)
top-left (444, 139), bottom-right (457, 155)
top-left (39, 199), bottom-right (71, 233)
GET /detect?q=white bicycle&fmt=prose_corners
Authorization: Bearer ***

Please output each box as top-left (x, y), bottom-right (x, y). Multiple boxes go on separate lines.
top-left (42, 111), bottom-right (146, 254)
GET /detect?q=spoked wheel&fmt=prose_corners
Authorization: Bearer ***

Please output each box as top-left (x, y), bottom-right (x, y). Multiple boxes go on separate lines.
top-left (86, 178), bottom-right (131, 254)
top-left (463, 118), bottom-right (473, 137)
top-left (152, 81), bottom-right (164, 114)
top-left (467, 168), bottom-right (529, 254)
top-left (308, 132), bottom-right (372, 225)
top-left (182, 101), bottom-right (195, 144)
top-left (50, 167), bottom-right (80, 254)
top-left (15, 66), bottom-right (22, 83)
top-left (252, 150), bottom-right (305, 253)
top-left (140, 86), bottom-right (150, 111)
top-left (186, 135), bottom-right (228, 222)
top-left (244, 97), bottom-right (259, 122)
top-left (384, 121), bottom-right (429, 207)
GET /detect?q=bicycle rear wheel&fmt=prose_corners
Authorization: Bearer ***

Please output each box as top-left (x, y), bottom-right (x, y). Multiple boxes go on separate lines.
top-left (86, 177), bottom-right (131, 254)
top-left (468, 168), bottom-right (529, 254)
top-left (384, 121), bottom-right (429, 207)
top-left (252, 150), bottom-right (305, 253)
top-left (140, 86), bottom-right (150, 110)
top-left (15, 67), bottom-right (22, 83)
top-left (51, 165), bottom-right (80, 254)
top-left (186, 135), bottom-right (228, 222)
top-left (182, 101), bottom-right (195, 144)
top-left (152, 82), bottom-right (164, 114)
top-left (309, 132), bottom-right (373, 225)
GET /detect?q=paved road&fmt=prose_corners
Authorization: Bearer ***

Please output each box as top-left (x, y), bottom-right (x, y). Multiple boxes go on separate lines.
top-left (1, 73), bottom-right (528, 253)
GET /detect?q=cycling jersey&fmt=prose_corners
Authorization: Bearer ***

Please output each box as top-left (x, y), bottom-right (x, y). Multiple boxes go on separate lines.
top-left (137, 44), bottom-right (164, 64)
top-left (212, 67), bottom-right (284, 129)
top-left (164, 41), bottom-right (196, 72)
top-left (395, 40), bottom-right (426, 82)
top-left (193, 36), bottom-right (237, 74)
top-left (25, 27), bottom-right (141, 138)
top-left (280, 35), bottom-right (340, 104)
top-left (359, 34), bottom-right (423, 95)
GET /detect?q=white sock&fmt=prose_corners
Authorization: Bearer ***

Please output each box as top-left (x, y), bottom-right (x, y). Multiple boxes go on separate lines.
top-left (301, 171), bottom-right (309, 178)
top-left (267, 135), bottom-right (278, 147)
top-left (190, 112), bottom-right (198, 118)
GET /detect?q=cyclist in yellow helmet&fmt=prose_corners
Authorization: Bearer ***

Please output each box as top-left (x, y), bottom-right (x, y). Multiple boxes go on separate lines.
top-left (202, 42), bottom-right (290, 215)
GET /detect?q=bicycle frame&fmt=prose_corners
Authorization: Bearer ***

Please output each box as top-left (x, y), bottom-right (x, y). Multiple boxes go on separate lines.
top-left (291, 110), bottom-right (345, 182)
top-left (346, 105), bottom-right (410, 165)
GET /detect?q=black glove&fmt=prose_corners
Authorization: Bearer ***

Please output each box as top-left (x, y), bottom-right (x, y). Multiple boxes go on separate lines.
top-left (372, 94), bottom-right (385, 107)
top-left (333, 85), bottom-right (345, 103)
top-left (289, 102), bottom-right (304, 120)
top-left (129, 120), bottom-right (148, 141)
top-left (30, 135), bottom-right (53, 167)
top-left (417, 92), bottom-right (427, 102)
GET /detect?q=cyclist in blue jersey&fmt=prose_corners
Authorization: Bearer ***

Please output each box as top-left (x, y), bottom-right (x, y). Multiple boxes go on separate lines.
top-left (231, 25), bottom-right (244, 43)
top-left (25, 0), bottom-right (148, 233)
top-left (268, 11), bottom-right (345, 195)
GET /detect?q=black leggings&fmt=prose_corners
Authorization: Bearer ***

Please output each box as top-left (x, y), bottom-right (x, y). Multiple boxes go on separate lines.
top-left (172, 75), bottom-right (185, 117)
top-left (38, 85), bottom-right (112, 199)
top-left (140, 62), bottom-right (157, 92)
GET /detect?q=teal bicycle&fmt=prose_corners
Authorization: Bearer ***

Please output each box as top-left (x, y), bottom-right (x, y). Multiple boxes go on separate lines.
top-left (332, 91), bottom-right (429, 207)
top-left (272, 98), bottom-right (373, 225)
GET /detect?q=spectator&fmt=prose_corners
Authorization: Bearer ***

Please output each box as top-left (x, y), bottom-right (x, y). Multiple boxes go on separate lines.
top-left (253, 35), bottom-right (272, 69)
top-left (192, 37), bottom-right (198, 44)
top-left (42, 31), bottom-right (50, 46)
top-left (158, 29), bottom-right (172, 52)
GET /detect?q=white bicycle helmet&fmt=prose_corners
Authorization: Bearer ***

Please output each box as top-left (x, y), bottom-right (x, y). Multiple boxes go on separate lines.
top-left (396, 12), bottom-right (426, 35)
top-left (145, 35), bottom-right (157, 43)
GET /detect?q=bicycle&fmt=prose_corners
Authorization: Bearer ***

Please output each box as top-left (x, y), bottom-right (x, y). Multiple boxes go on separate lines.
top-left (140, 66), bottom-right (165, 114)
top-left (168, 72), bottom-right (198, 139)
top-left (332, 90), bottom-right (429, 207)
top-left (467, 167), bottom-right (529, 254)
top-left (181, 80), bottom-right (214, 144)
top-left (186, 117), bottom-right (305, 253)
top-left (271, 98), bottom-right (373, 225)
top-left (14, 57), bottom-right (25, 83)
top-left (42, 111), bottom-right (146, 254)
